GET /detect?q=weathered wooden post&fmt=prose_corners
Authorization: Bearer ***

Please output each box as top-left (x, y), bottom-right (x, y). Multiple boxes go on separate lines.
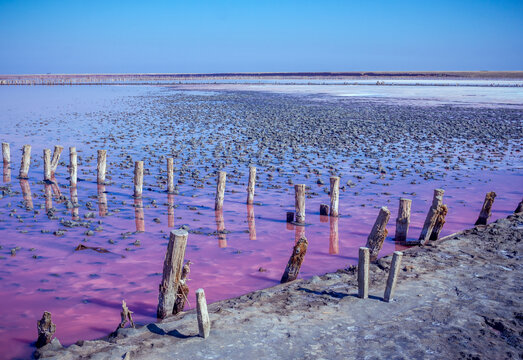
top-left (168, 193), bottom-right (175, 227)
top-left (19, 145), bottom-right (31, 179)
top-left (365, 206), bottom-right (391, 261)
top-left (196, 288), bottom-right (210, 338)
top-left (215, 171), bottom-right (226, 210)
top-left (329, 215), bottom-right (339, 254)
top-left (246, 166), bottom-right (256, 205)
top-left (2, 142), bottom-right (10, 164)
top-left (419, 189), bottom-right (444, 242)
top-left (329, 176), bottom-right (340, 216)
top-left (319, 204), bottom-right (329, 216)
top-left (134, 161), bottom-right (144, 198)
top-left (167, 158), bottom-right (174, 194)
top-left (294, 184), bottom-right (306, 224)
top-left (475, 192), bottom-right (496, 225)
top-left (20, 179), bottom-right (33, 210)
top-left (281, 236), bottom-right (308, 283)
top-left (157, 229), bottom-right (188, 319)
top-left (69, 147), bottom-right (77, 187)
top-left (97, 149), bottom-right (107, 184)
top-left (430, 204), bottom-right (448, 240)
top-left (247, 204), bottom-right (256, 240)
top-left (286, 211), bottom-right (294, 223)
top-left (43, 149), bottom-right (52, 181)
top-left (383, 251), bottom-right (403, 302)
top-left (134, 198), bottom-right (144, 232)
top-left (50, 145), bottom-right (63, 176)
top-left (36, 311), bottom-right (56, 348)
top-left (395, 198), bottom-right (411, 242)
top-left (174, 260), bottom-right (192, 314)
top-left (358, 247), bottom-right (370, 299)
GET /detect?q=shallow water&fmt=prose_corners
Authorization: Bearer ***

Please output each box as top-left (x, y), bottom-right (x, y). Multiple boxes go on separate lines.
top-left (0, 84), bottom-right (521, 359)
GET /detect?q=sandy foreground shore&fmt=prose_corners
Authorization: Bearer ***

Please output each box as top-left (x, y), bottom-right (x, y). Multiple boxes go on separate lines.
top-left (36, 210), bottom-right (522, 359)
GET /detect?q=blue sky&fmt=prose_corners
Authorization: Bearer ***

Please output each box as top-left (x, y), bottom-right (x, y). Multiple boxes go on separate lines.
top-left (0, 0), bottom-right (522, 74)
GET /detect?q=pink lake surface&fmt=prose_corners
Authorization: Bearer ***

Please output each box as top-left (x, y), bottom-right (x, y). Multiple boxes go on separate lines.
top-left (0, 85), bottom-right (521, 359)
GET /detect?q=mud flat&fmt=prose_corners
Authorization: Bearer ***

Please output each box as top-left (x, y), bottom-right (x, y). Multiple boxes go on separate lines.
top-left (36, 211), bottom-right (523, 359)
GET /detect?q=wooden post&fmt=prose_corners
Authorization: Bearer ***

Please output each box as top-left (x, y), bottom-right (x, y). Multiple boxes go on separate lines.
top-left (319, 204), bottom-right (329, 216)
top-left (358, 247), bottom-right (370, 299)
top-left (2, 142), bottom-right (10, 164)
top-left (247, 204), bottom-right (256, 240)
top-left (329, 215), bottom-right (339, 254)
top-left (173, 260), bottom-right (192, 314)
top-left (365, 206), bottom-right (391, 261)
top-left (19, 144), bottom-right (31, 179)
top-left (134, 198), bottom-right (144, 232)
top-left (167, 158), bottom-right (174, 194)
top-left (70, 185), bottom-right (79, 220)
top-left (134, 161), bottom-right (144, 198)
top-left (215, 171), bottom-right (226, 210)
top-left (395, 198), bottom-right (411, 242)
top-left (168, 193), bottom-right (175, 227)
top-left (36, 311), bottom-right (56, 348)
top-left (20, 179), bottom-right (33, 210)
top-left (69, 147), bottom-right (77, 187)
top-left (419, 189), bottom-right (444, 241)
top-left (196, 288), bottom-right (210, 338)
top-left (329, 176), bottom-right (340, 216)
top-left (97, 149), bottom-right (107, 184)
top-left (430, 204), bottom-right (448, 240)
top-left (246, 166), bottom-right (256, 205)
top-left (384, 251), bottom-right (403, 302)
top-left (43, 149), bottom-right (51, 181)
top-left (294, 184), bottom-right (306, 224)
top-left (50, 145), bottom-right (63, 175)
top-left (475, 192), bottom-right (496, 225)
top-left (157, 229), bottom-right (188, 319)
top-left (281, 236), bottom-right (308, 283)
top-left (286, 211), bottom-right (294, 223)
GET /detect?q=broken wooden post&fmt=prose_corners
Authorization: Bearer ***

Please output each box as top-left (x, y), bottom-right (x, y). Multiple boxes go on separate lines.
top-left (133, 161), bottom-right (144, 198)
top-left (329, 215), bottom-right (339, 254)
top-left (36, 311), bottom-right (56, 348)
top-left (246, 166), bottom-right (256, 205)
top-left (430, 204), bottom-right (448, 240)
top-left (294, 184), bottom-right (306, 224)
top-left (319, 204), bottom-right (329, 216)
top-left (383, 251), bottom-right (403, 302)
top-left (116, 300), bottom-right (135, 330)
top-left (247, 204), bottom-right (256, 240)
top-left (2, 142), bottom-right (10, 164)
top-left (196, 288), bottom-right (210, 338)
top-left (19, 144), bottom-right (31, 179)
top-left (50, 145), bottom-right (63, 176)
top-left (419, 189), bottom-right (444, 242)
top-left (157, 229), bottom-right (188, 319)
top-left (43, 149), bottom-right (51, 182)
top-left (281, 236), bottom-right (308, 283)
top-left (286, 211), bottom-right (294, 223)
top-left (475, 192), bottom-right (496, 225)
top-left (395, 198), bottom-right (411, 242)
top-left (358, 247), bottom-right (370, 299)
top-left (69, 147), bottom-right (77, 187)
top-left (97, 149), bottom-right (107, 184)
top-left (365, 206), bottom-right (391, 261)
top-left (173, 260), bottom-right (192, 314)
top-left (167, 158), bottom-right (174, 193)
top-left (329, 176), bottom-right (340, 216)
top-left (215, 171), bottom-right (226, 210)
top-left (516, 199), bottom-right (523, 213)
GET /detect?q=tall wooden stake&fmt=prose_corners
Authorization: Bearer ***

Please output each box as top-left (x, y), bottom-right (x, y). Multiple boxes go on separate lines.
top-left (294, 184), bottom-right (306, 224)
top-left (167, 158), bottom-right (174, 194)
top-left (196, 288), bottom-right (210, 338)
top-left (69, 147), bottom-right (77, 187)
top-left (43, 149), bottom-right (51, 181)
top-left (475, 192), bottom-right (496, 225)
top-left (329, 176), bottom-right (340, 216)
top-left (395, 198), bottom-right (411, 242)
top-left (281, 236), bottom-right (308, 283)
top-left (97, 149), bottom-right (107, 184)
top-left (384, 251), bottom-right (403, 302)
top-left (419, 189), bottom-right (444, 242)
top-left (134, 161), bottom-right (144, 198)
top-left (365, 206), bottom-right (391, 261)
top-left (19, 144), bottom-right (31, 179)
top-left (358, 247), bottom-right (370, 299)
top-left (246, 166), bottom-right (256, 205)
top-left (215, 171), bottom-right (226, 210)
top-left (430, 204), bottom-right (448, 240)
top-left (2, 142), bottom-right (10, 164)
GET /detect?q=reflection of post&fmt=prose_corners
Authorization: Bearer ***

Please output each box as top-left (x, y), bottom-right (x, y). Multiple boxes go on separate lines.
top-left (134, 197), bottom-right (144, 232)
top-left (44, 183), bottom-right (53, 211)
top-left (215, 210), bottom-right (227, 248)
top-left (319, 214), bottom-right (328, 223)
top-left (20, 179), bottom-right (33, 210)
top-left (329, 215), bottom-right (339, 254)
top-left (294, 223), bottom-right (305, 244)
top-left (97, 184), bottom-right (107, 217)
top-left (70, 185), bottom-right (79, 220)
top-left (3, 161), bottom-right (10, 183)
top-left (50, 176), bottom-right (62, 198)
top-left (168, 193), bottom-right (175, 227)
top-left (247, 204), bottom-right (256, 240)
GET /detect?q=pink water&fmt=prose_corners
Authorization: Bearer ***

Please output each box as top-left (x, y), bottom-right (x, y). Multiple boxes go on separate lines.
top-left (0, 85), bottom-right (521, 359)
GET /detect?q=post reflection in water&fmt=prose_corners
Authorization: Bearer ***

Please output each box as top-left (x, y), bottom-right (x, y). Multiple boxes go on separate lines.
top-left (50, 176), bottom-right (62, 199)
top-left (44, 183), bottom-right (53, 211)
top-left (247, 204), bottom-right (256, 240)
top-left (215, 210), bottom-right (227, 248)
top-left (167, 193), bottom-right (174, 227)
top-left (70, 185), bottom-right (79, 220)
top-left (329, 215), bottom-right (339, 255)
top-left (3, 162), bottom-right (10, 183)
top-left (97, 184), bottom-right (107, 217)
top-left (19, 179), bottom-right (33, 210)
top-left (294, 224), bottom-right (305, 244)
top-left (319, 214), bottom-right (329, 223)
top-left (134, 197), bottom-right (144, 232)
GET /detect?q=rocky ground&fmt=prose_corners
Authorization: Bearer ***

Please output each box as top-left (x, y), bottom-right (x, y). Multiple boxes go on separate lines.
top-left (36, 211), bottom-right (523, 359)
